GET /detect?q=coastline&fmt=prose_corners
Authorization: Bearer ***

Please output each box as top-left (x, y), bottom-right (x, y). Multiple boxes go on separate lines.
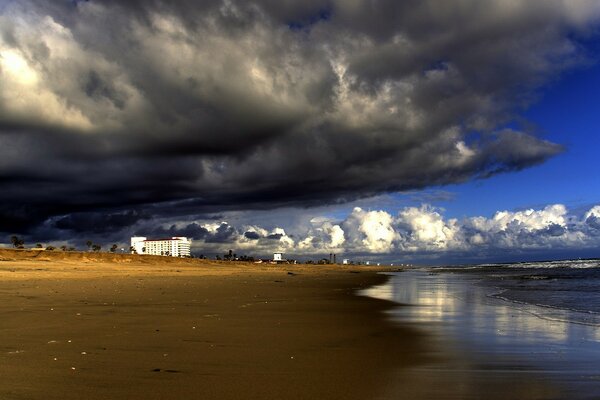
top-left (0, 250), bottom-right (425, 400)
top-left (363, 269), bottom-right (600, 400)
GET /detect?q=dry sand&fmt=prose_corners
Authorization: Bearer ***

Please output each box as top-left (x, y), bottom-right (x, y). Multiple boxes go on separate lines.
top-left (0, 249), bottom-right (426, 400)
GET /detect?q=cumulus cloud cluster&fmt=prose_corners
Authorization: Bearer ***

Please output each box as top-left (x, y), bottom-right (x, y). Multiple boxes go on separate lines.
top-left (1, 0), bottom-right (600, 245)
top-left (48, 203), bottom-right (599, 259)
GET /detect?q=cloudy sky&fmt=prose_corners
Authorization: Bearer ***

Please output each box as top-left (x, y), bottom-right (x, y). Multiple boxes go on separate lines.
top-left (1, 0), bottom-right (600, 263)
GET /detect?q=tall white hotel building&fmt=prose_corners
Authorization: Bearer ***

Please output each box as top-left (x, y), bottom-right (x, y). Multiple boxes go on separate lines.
top-left (131, 237), bottom-right (192, 257)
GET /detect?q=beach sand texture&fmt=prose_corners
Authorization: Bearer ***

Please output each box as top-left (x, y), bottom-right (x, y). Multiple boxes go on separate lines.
top-left (0, 249), bottom-right (564, 399)
top-left (0, 249), bottom-right (425, 400)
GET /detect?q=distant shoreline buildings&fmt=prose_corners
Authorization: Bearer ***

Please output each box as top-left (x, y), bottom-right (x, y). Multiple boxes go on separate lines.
top-left (131, 237), bottom-right (192, 257)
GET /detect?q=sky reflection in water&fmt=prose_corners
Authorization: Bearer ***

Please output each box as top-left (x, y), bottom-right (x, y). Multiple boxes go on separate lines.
top-left (362, 271), bottom-right (600, 379)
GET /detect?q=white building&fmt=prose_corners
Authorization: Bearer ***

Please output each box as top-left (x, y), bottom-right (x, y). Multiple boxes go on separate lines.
top-left (342, 258), bottom-right (350, 265)
top-left (130, 237), bottom-right (192, 257)
top-left (273, 252), bottom-right (283, 261)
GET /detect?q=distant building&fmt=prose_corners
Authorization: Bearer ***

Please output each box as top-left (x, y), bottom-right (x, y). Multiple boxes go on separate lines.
top-left (130, 237), bottom-right (191, 257)
top-left (273, 252), bottom-right (283, 261)
top-left (342, 258), bottom-right (350, 265)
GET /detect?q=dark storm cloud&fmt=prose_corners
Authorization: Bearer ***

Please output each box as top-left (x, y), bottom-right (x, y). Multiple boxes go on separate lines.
top-left (134, 221), bottom-right (241, 244)
top-left (244, 231), bottom-right (261, 240)
top-left (204, 223), bottom-right (237, 244)
top-left (147, 222), bottom-right (210, 241)
top-left (586, 215), bottom-right (600, 231)
top-left (53, 210), bottom-right (150, 234)
top-left (83, 70), bottom-right (127, 110)
top-left (1, 0), bottom-right (599, 240)
top-left (541, 223), bottom-right (568, 237)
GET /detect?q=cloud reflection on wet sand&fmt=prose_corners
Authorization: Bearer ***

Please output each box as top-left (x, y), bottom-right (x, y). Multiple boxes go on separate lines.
top-left (362, 270), bottom-right (600, 399)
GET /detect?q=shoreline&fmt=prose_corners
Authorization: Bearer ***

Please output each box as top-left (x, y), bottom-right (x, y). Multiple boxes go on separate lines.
top-left (3, 250), bottom-right (589, 399)
top-left (364, 269), bottom-right (600, 400)
top-left (0, 250), bottom-right (426, 400)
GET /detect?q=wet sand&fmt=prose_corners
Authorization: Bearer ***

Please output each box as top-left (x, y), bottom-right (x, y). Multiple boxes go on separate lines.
top-left (364, 270), bottom-right (600, 400)
top-left (0, 249), bottom-right (425, 400)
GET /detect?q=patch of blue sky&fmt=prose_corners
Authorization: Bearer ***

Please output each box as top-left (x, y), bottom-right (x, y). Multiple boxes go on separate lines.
top-left (439, 45), bottom-right (600, 220)
top-left (287, 7), bottom-right (332, 32)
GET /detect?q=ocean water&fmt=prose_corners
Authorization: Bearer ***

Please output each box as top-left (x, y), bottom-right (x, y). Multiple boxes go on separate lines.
top-left (361, 261), bottom-right (600, 399)
top-left (435, 259), bottom-right (600, 326)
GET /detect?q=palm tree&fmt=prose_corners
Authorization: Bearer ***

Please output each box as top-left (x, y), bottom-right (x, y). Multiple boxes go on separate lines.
top-left (86, 240), bottom-right (93, 251)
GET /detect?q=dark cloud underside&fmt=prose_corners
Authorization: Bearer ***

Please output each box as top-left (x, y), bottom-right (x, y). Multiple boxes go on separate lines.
top-left (1, 0), bottom-right (598, 238)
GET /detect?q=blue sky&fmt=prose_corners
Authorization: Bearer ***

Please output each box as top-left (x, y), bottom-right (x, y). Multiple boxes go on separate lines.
top-left (389, 45), bottom-right (600, 223)
top-left (306, 37), bottom-right (600, 264)
top-left (320, 37), bottom-right (600, 225)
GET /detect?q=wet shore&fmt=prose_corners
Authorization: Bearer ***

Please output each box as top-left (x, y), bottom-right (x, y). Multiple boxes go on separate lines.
top-left (363, 270), bottom-right (600, 399)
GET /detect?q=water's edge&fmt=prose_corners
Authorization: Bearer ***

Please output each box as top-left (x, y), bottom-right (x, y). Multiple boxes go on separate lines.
top-left (359, 269), bottom-right (600, 400)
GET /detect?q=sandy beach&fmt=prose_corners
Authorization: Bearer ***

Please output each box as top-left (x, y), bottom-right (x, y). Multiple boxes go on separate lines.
top-left (2, 249), bottom-right (586, 399)
top-left (0, 249), bottom-right (426, 400)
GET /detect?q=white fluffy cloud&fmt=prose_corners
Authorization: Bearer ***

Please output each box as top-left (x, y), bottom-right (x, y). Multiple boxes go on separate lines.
top-left (585, 206), bottom-right (600, 220)
top-left (298, 218), bottom-right (346, 252)
top-left (125, 203), bottom-right (600, 258)
top-left (342, 208), bottom-right (397, 252)
top-left (396, 205), bottom-right (462, 251)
